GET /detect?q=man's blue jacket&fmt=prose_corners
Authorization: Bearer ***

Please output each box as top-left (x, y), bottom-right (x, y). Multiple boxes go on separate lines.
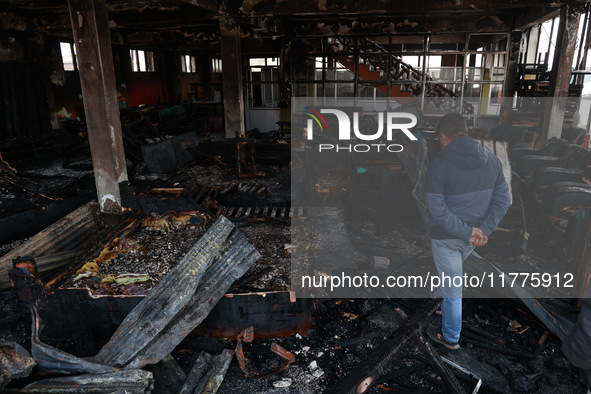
top-left (425, 136), bottom-right (511, 241)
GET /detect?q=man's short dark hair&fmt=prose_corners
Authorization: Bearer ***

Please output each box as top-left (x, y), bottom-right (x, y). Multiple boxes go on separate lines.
top-left (436, 113), bottom-right (467, 140)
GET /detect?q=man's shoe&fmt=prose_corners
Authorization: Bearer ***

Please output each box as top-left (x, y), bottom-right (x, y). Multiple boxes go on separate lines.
top-left (426, 325), bottom-right (460, 351)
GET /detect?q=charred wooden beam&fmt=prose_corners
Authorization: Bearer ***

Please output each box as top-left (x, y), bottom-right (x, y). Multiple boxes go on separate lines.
top-left (67, 0), bottom-right (128, 215)
top-left (147, 354), bottom-right (187, 394)
top-left (174, 0), bottom-right (219, 13)
top-left (239, 0), bottom-right (567, 15)
top-left (16, 369), bottom-right (154, 393)
top-left (195, 349), bottom-right (234, 394)
top-left (220, 16), bottom-right (246, 139)
top-left (179, 352), bottom-right (213, 394)
top-left (324, 299), bottom-right (440, 394)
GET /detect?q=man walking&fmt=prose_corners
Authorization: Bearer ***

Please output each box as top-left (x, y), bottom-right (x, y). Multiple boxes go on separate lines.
top-left (425, 113), bottom-right (511, 350)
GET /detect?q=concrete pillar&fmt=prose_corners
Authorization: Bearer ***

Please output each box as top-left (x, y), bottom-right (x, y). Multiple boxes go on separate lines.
top-left (68, 0), bottom-right (128, 215)
top-left (220, 16), bottom-right (245, 138)
top-left (541, 5), bottom-right (580, 142)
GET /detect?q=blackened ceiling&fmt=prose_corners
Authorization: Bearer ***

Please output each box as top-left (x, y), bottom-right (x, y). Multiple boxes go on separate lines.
top-left (0, 0), bottom-right (588, 49)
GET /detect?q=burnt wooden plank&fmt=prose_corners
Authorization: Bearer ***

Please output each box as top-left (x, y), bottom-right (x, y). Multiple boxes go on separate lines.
top-left (179, 352), bottom-right (212, 394)
top-left (195, 349), bottom-right (233, 394)
top-left (325, 299), bottom-right (440, 394)
top-left (20, 369), bottom-right (154, 392)
top-left (194, 189), bottom-right (207, 203)
top-left (235, 207), bottom-right (244, 219)
top-left (220, 184), bottom-right (234, 194)
top-left (94, 217), bottom-right (234, 368)
top-left (115, 228), bottom-right (259, 369)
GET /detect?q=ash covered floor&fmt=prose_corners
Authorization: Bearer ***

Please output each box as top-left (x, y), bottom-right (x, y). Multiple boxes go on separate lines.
top-left (0, 145), bottom-right (588, 393)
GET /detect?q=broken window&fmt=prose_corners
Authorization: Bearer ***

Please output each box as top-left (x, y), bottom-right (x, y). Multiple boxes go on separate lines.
top-left (211, 58), bottom-right (222, 73)
top-left (181, 55), bottom-right (197, 73)
top-left (246, 57), bottom-right (279, 108)
top-left (130, 49), bottom-right (155, 72)
top-left (59, 42), bottom-right (77, 71)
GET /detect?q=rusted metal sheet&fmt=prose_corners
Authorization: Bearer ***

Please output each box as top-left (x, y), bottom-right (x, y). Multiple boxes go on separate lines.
top-left (0, 342), bottom-right (36, 390)
top-left (94, 217), bottom-right (260, 369)
top-left (0, 201), bottom-right (101, 290)
top-left (18, 369), bottom-right (154, 393)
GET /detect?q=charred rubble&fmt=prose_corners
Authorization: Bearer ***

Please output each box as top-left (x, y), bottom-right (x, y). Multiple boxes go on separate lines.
top-left (2, 0), bottom-right (591, 393)
top-left (0, 107), bottom-right (587, 394)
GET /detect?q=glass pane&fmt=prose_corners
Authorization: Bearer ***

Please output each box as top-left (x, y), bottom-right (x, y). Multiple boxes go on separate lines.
top-left (185, 56), bottom-right (191, 73)
top-left (60, 42), bottom-right (75, 71)
top-left (250, 69), bottom-right (262, 81)
top-left (466, 67), bottom-right (483, 81)
top-left (190, 56), bottom-right (196, 73)
top-left (130, 50), bottom-right (139, 72)
top-left (263, 68), bottom-right (277, 82)
top-left (146, 51), bottom-right (154, 72)
top-left (402, 56), bottom-right (421, 68)
top-left (267, 57), bottom-right (278, 66)
top-left (263, 84), bottom-right (278, 106)
top-left (181, 56), bottom-right (186, 72)
top-left (250, 84), bottom-right (262, 107)
top-left (325, 83), bottom-right (335, 98)
top-left (336, 83), bottom-right (354, 97)
top-left (249, 58), bottom-right (266, 66)
top-left (336, 69), bottom-right (354, 81)
top-left (138, 50), bottom-right (146, 72)
top-left (315, 57), bottom-right (324, 70)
